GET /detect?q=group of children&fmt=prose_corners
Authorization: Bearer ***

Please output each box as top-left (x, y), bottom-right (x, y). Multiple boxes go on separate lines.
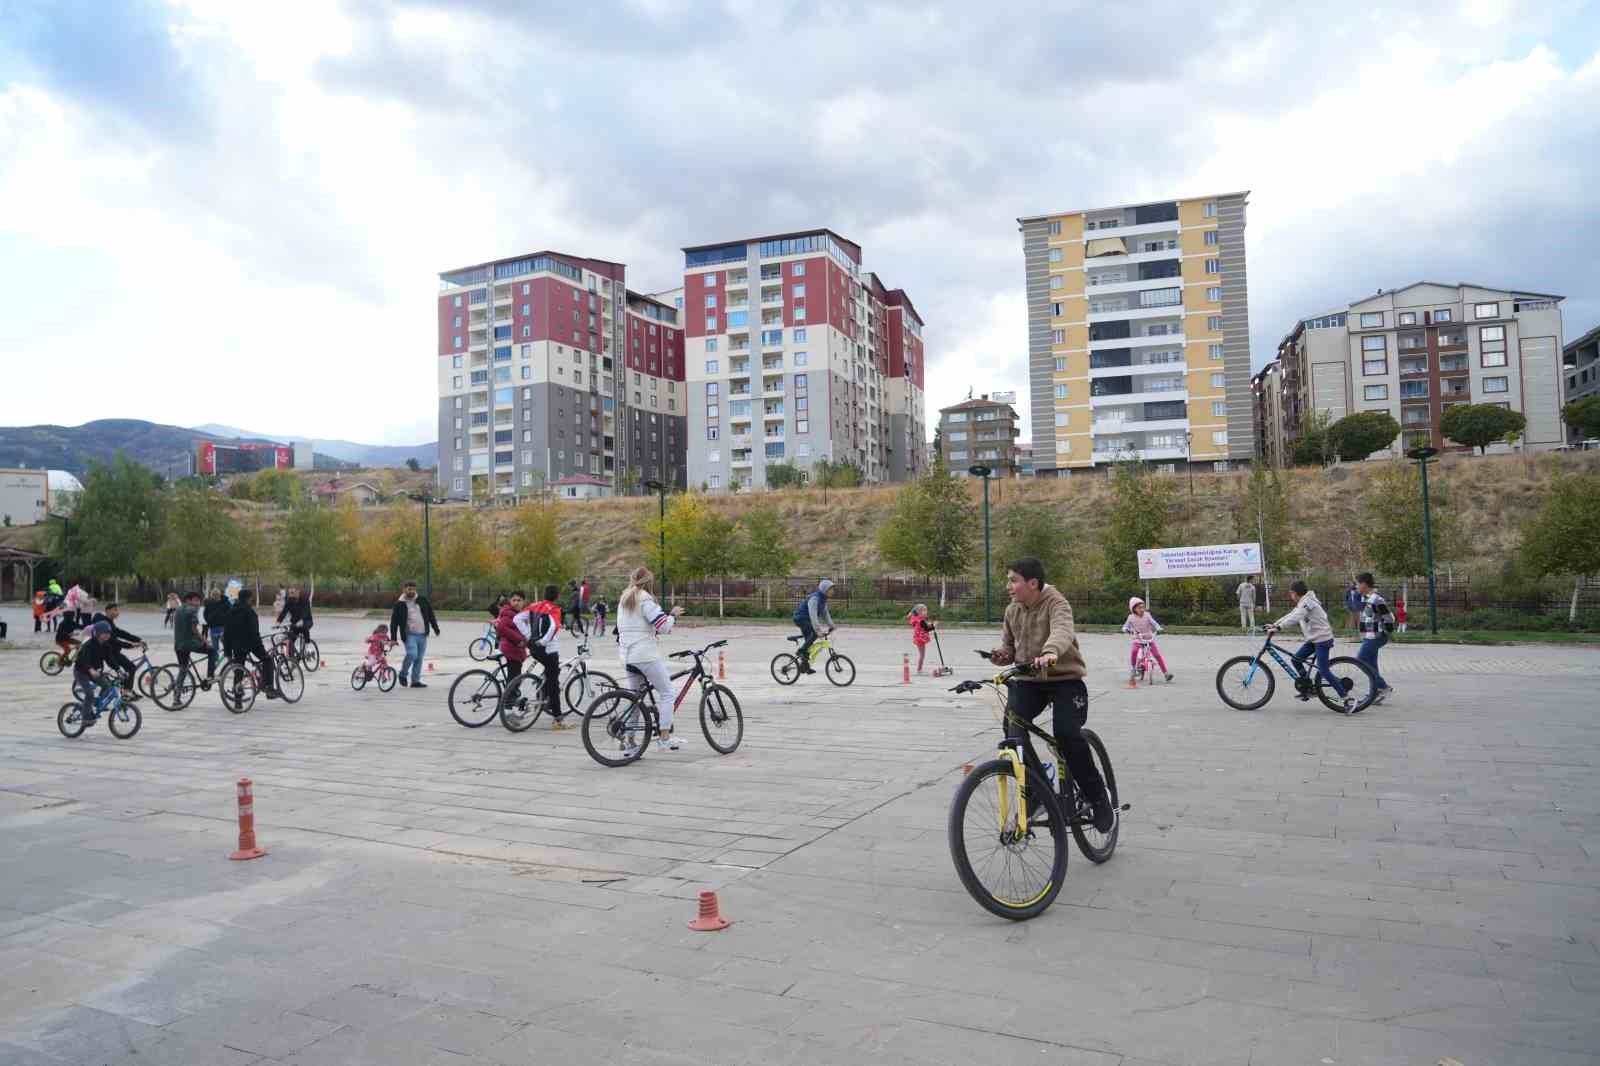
top-left (905, 598), bottom-right (1174, 685)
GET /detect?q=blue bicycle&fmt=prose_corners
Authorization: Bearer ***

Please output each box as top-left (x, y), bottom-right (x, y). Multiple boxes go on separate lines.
top-left (1215, 632), bottom-right (1377, 713)
top-left (58, 676), bottom-right (143, 739)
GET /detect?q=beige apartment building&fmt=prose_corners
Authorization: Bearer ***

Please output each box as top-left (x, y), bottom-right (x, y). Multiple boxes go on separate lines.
top-left (938, 396), bottom-right (1021, 477)
top-left (1018, 192), bottom-right (1254, 475)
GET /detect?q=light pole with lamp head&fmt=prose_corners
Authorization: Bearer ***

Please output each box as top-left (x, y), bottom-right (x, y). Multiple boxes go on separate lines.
top-left (968, 464), bottom-right (993, 623)
top-left (407, 493), bottom-right (442, 600)
top-left (645, 478), bottom-right (667, 602)
top-left (1183, 431), bottom-right (1194, 497)
top-left (1404, 446), bottom-right (1439, 634)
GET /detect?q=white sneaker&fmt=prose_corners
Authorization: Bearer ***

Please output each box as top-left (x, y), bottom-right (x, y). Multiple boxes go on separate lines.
top-left (655, 735), bottom-right (683, 751)
top-left (1375, 686), bottom-right (1394, 705)
top-left (1341, 696), bottom-right (1356, 714)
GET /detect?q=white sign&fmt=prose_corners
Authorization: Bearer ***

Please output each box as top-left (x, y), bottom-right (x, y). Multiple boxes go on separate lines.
top-left (1137, 542), bottom-right (1262, 579)
top-left (990, 390), bottom-right (1016, 403)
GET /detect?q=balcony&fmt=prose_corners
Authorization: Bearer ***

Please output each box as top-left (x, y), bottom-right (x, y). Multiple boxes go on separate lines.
top-left (1090, 360), bottom-right (1187, 380)
top-left (1439, 355), bottom-right (1469, 374)
top-left (1088, 333), bottom-right (1186, 352)
top-left (1084, 274), bottom-right (1183, 298)
top-left (1080, 219), bottom-right (1180, 243)
top-left (1087, 306), bottom-right (1186, 325)
top-left (1091, 416), bottom-right (1190, 434)
top-left (1091, 388), bottom-right (1189, 407)
top-left (1092, 444), bottom-right (1188, 462)
top-left (1399, 358), bottom-right (1428, 376)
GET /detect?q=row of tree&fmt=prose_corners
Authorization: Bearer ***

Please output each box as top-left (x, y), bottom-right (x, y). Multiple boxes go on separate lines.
top-left (1293, 397), bottom-right (1600, 468)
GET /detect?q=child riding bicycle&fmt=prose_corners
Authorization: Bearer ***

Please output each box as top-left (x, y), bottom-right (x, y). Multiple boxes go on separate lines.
top-left (1267, 580), bottom-right (1356, 713)
top-left (1121, 597), bottom-right (1172, 683)
top-left (361, 625), bottom-right (393, 679)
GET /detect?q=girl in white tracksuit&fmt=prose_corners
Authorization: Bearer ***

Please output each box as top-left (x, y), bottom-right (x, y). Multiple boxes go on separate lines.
top-left (616, 566), bottom-right (686, 750)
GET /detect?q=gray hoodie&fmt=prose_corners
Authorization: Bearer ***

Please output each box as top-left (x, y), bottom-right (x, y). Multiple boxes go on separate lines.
top-left (1274, 590), bottom-right (1334, 644)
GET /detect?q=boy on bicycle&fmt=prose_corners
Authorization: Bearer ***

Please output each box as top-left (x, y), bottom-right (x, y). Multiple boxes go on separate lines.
top-left (1266, 581), bottom-right (1355, 713)
top-left (276, 586), bottom-right (313, 656)
top-left (988, 558), bottom-right (1114, 833)
top-left (173, 590), bottom-right (211, 691)
top-left (93, 603), bottom-right (145, 697)
top-left (72, 622), bottom-right (118, 724)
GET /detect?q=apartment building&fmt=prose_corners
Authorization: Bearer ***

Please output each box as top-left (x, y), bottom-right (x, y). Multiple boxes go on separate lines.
top-left (1284, 283), bottom-right (1566, 457)
top-left (1018, 192), bottom-right (1254, 476)
top-left (1251, 363), bottom-right (1285, 468)
top-left (1565, 323), bottom-right (1600, 442)
top-left (435, 251), bottom-right (686, 500)
top-left (681, 229), bottom-right (925, 491)
top-left (938, 396), bottom-right (1021, 477)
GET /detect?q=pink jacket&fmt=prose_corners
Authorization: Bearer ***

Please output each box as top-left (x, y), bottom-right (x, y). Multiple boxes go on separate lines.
top-left (1122, 612), bottom-right (1162, 640)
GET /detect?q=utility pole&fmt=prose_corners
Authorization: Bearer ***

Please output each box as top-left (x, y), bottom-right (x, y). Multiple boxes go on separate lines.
top-left (1407, 446), bottom-right (1440, 634)
top-left (968, 464), bottom-right (993, 622)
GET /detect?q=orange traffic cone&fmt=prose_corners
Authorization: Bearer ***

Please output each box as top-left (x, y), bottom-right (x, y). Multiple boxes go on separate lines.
top-left (717, 651), bottom-right (726, 680)
top-left (962, 762), bottom-right (973, 775)
top-left (229, 778), bottom-right (265, 861)
top-left (687, 890), bottom-right (730, 931)
top-left (902, 654), bottom-right (911, 684)
top-left (426, 661), bottom-right (435, 672)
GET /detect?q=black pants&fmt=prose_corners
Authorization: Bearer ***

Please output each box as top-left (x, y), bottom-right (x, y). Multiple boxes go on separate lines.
top-left (531, 647), bottom-right (560, 714)
top-left (796, 619), bottom-right (817, 665)
top-left (505, 657), bottom-right (523, 681)
top-left (232, 647), bottom-right (276, 693)
top-left (1005, 678), bottom-right (1106, 803)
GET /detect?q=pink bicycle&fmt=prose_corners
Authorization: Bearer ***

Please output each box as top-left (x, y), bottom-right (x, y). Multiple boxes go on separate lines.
top-left (350, 643), bottom-right (399, 692)
top-left (1129, 637), bottom-right (1172, 686)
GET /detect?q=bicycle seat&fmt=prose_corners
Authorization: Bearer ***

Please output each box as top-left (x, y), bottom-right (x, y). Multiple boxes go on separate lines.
top-left (624, 664), bottom-right (647, 677)
top-left (786, 635), bottom-right (804, 643)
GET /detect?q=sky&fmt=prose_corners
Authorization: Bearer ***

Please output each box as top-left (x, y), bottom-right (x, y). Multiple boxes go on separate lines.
top-left (2, 0), bottom-right (1598, 447)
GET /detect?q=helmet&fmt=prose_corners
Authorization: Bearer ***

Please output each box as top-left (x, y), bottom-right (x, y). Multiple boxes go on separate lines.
top-left (92, 621), bottom-right (113, 636)
top-left (1128, 597), bottom-right (1144, 611)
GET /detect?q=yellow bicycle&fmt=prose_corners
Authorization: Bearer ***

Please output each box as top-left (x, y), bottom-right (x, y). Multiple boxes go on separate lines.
top-left (947, 655), bottom-right (1124, 921)
top-left (769, 633), bottom-right (855, 687)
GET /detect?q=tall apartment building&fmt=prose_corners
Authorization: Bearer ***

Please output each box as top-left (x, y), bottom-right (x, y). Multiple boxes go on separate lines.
top-left (1019, 192), bottom-right (1254, 476)
top-left (681, 229), bottom-right (924, 490)
top-left (937, 396), bottom-right (1021, 477)
top-left (1280, 282), bottom-right (1566, 458)
top-left (435, 251), bottom-right (686, 500)
top-left (1565, 323), bottom-right (1600, 442)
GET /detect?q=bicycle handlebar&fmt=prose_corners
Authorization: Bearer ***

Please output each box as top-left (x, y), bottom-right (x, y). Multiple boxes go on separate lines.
top-left (668, 639), bottom-right (729, 660)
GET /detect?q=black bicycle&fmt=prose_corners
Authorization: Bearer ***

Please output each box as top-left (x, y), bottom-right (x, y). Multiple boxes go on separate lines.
top-left (447, 653), bottom-right (524, 728)
top-left (271, 625), bottom-right (321, 674)
top-left (1214, 631), bottom-right (1378, 713)
top-left (498, 640), bottom-right (620, 732)
top-left (580, 640), bottom-right (742, 766)
top-left (947, 654), bottom-right (1126, 921)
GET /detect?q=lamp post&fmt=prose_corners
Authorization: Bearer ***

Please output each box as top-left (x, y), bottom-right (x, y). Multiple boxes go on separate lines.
top-left (645, 478), bottom-right (667, 601)
top-left (968, 464), bottom-right (993, 623)
top-left (407, 493), bottom-right (440, 600)
top-left (1183, 431), bottom-right (1194, 497)
top-left (1405, 446), bottom-right (1439, 635)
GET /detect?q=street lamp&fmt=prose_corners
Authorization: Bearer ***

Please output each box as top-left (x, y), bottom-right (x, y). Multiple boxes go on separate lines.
top-left (644, 478), bottom-right (667, 601)
top-left (968, 464), bottom-right (993, 623)
top-left (407, 493), bottom-right (442, 600)
top-left (1405, 446), bottom-right (1440, 635)
top-left (1183, 431), bottom-right (1194, 497)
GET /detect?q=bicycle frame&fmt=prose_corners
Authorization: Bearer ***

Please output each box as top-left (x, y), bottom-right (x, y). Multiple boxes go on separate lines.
top-left (1243, 636), bottom-right (1313, 687)
top-left (1132, 638), bottom-right (1157, 674)
top-left (966, 670), bottom-right (1064, 841)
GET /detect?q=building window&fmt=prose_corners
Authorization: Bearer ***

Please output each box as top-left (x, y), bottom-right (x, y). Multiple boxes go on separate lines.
top-left (794, 307), bottom-right (807, 321)
top-left (793, 328), bottom-right (807, 342)
top-left (704, 272), bottom-right (718, 287)
top-left (1435, 309), bottom-right (1452, 322)
top-left (1203, 230), bottom-right (1218, 246)
top-left (1051, 302), bottom-right (1063, 316)
top-left (949, 450), bottom-right (968, 461)
top-left (1051, 329), bottom-right (1066, 344)
top-left (1482, 376), bottom-right (1509, 394)
top-left (1054, 413), bottom-right (1068, 427)
top-left (452, 295), bottom-right (463, 308)
top-left (1054, 357), bottom-right (1067, 371)
top-left (451, 375), bottom-right (462, 389)
top-left (792, 262), bottom-right (805, 276)
top-left (1207, 316), bottom-right (1222, 331)
top-left (1212, 401), bottom-right (1227, 416)
top-left (1212, 431), bottom-right (1228, 445)
top-left (1398, 312), bottom-right (1417, 325)
top-left (1359, 312), bottom-right (1383, 328)
top-left (1050, 276), bottom-right (1064, 290)
top-left (1047, 220), bottom-right (1062, 235)
top-left (705, 294), bottom-right (717, 308)
top-left (794, 352), bottom-right (807, 366)
top-left (1208, 372), bottom-right (1226, 388)
top-left (453, 336), bottom-right (463, 350)
top-left (1474, 302), bottom-right (1499, 320)
top-left (520, 366), bottom-right (531, 379)
top-left (454, 397), bottom-right (464, 409)
top-left (1048, 247), bottom-right (1063, 262)
top-left (1203, 202), bottom-right (1216, 218)
top-left (1204, 258), bottom-right (1219, 274)
top-left (705, 338), bottom-right (718, 352)
top-left (1480, 324), bottom-right (1507, 366)
top-left (1362, 357), bottom-right (1387, 375)
top-left (1206, 287), bottom-right (1221, 302)
top-left (1054, 383), bottom-right (1068, 399)
top-left (706, 316), bottom-right (717, 331)
top-left (1364, 384), bottom-right (1389, 400)
top-left (522, 386), bottom-right (532, 399)
top-left (1208, 343), bottom-right (1224, 360)
top-left (792, 283), bottom-right (806, 297)
top-left (797, 419), bottom-right (809, 434)
top-left (707, 425), bottom-right (720, 440)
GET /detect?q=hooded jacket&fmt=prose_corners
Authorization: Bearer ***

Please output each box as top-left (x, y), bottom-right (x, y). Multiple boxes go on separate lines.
top-left (998, 583), bottom-right (1087, 682)
top-left (1275, 590), bottom-right (1335, 643)
top-left (495, 603), bottom-right (529, 662)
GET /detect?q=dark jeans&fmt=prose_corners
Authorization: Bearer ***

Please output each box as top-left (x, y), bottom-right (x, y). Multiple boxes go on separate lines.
top-left (1357, 633), bottom-right (1389, 689)
top-left (796, 619), bottom-right (817, 665)
top-left (1005, 678), bottom-right (1106, 804)
top-left (232, 648), bottom-right (276, 693)
top-left (1293, 639), bottom-right (1344, 693)
top-left (531, 647), bottom-right (560, 714)
top-left (208, 627), bottom-right (225, 676)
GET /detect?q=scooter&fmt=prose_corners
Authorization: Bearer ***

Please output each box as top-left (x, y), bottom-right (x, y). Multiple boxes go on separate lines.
top-left (929, 624), bottom-right (953, 678)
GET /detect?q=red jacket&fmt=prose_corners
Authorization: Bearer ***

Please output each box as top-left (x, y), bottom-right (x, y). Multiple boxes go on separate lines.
top-left (495, 604), bottom-right (528, 662)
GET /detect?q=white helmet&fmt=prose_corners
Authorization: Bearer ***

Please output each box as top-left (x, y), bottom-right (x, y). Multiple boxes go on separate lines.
top-left (1128, 596), bottom-right (1145, 611)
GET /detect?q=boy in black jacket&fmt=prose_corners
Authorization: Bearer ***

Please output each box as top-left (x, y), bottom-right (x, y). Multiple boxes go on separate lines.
top-left (223, 590), bottom-right (278, 699)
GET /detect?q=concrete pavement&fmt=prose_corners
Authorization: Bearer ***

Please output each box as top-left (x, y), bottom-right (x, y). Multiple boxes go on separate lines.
top-left (1, 608), bottom-right (1596, 1064)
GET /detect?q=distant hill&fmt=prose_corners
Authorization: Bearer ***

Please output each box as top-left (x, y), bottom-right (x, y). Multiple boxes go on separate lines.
top-left (0, 419), bottom-right (349, 479)
top-left (189, 424), bottom-right (437, 469)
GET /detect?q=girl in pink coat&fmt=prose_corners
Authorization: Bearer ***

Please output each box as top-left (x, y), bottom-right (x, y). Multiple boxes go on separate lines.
top-left (1122, 597), bottom-right (1172, 682)
top-left (906, 603), bottom-right (934, 673)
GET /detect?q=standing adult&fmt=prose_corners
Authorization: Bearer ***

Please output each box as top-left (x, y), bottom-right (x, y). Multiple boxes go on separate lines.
top-left (1343, 581), bottom-right (1362, 640)
top-left (1235, 575), bottom-right (1258, 632)
top-left (202, 587), bottom-right (230, 681)
top-left (792, 578), bottom-right (835, 674)
top-left (389, 580), bottom-right (441, 688)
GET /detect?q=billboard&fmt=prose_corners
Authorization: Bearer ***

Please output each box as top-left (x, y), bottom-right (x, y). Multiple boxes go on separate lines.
top-left (194, 440), bottom-right (291, 476)
top-left (1137, 542), bottom-right (1262, 579)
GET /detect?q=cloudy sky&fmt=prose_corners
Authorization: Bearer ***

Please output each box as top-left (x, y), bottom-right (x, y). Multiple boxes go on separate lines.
top-left (2, 0), bottom-right (1597, 447)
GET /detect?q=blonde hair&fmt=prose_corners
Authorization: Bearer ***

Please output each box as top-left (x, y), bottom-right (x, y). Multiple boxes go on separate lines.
top-left (620, 566), bottom-right (653, 612)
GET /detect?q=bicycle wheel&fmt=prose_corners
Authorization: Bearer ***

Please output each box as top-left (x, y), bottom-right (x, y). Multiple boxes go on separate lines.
top-left (275, 661), bottom-right (305, 704)
top-left (350, 665), bottom-right (369, 691)
top-left (948, 758), bottom-right (1068, 921)
top-left (40, 650), bottom-right (64, 676)
top-left (1215, 656), bottom-right (1275, 710)
top-left (499, 671), bottom-right (546, 733)
top-left (447, 669), bottom-right (503, 727)
top-left (143, 665), bottom-right (174, 706)
top-left (699, 683), bottom-right (743, 754)
top-left (153, 666), bottom-right (187, 711)
top-left (468, 636), bottom-right (494, 661)
top-left (825, 653), bottom-right (856, 687)
top-left (219, 664), bottom-right (256, 714)
top-left (563, 668), bottom-right (617, 716)
top-left (300, 639), bottom-right (320, 672)
top-left (136, 666), bottom-right (161, 700)
top-left (376, 666), bottom-right (397, 692)
top-left (57, 702), bottom-right (88, 738)
top-left (1316, 656), bottom-right (1378, 713)
top-left (1067, 729), bottom-right (1119, 863)
top-left (770, 653), bottom-right (800, 685)
top-left (581, 689), bottom-right (652, 767)
top-left (108, 699), bottom-right (142, 739)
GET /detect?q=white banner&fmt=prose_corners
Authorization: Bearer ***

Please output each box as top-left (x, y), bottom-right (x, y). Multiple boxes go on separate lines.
top-left (1137, 542), bottom-right (1263, 579)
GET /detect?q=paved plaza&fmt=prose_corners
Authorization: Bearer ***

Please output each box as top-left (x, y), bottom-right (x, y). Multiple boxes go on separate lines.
top-left (1, 607), bottom-right (1597, 1065)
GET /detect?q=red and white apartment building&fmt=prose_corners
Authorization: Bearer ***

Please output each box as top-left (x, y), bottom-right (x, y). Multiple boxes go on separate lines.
top-left (680, 228), bottom-right (925, 491)
top-left (435, 252), bottom-right (686, 500)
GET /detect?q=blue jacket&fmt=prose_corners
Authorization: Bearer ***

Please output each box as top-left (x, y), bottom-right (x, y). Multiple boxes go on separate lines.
top-left (793, 589), bottom-right (832, 629)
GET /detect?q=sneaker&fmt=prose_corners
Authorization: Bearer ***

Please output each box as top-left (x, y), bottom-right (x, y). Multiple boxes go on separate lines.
top-left (411, 682), bottom-right (427, 689)
top-left (1340, 696), bottom-right (1355, 714)
top-left (398, 676), bottom-right (409, 687)
top-left (1164, 673), bottom-right (1174, 682)
top-left (654, 735), bottom-right (683, 751)
top-left (1091, 796), bottom-right (1115, 834)
top-left (200, 680), bottom-right (213, 691)
top-left (264, 690), bottom-right (280, 701)
top-left (1375, 686), bottom-right (1394, 705)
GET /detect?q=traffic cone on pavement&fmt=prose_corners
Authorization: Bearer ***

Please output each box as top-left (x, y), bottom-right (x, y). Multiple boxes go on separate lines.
top-left (718, 651), bottom-right (726, 680)
top-left (688, 890), bottom-right (730, 931)
top-left (229, 778), bottom-right (265, 861)
top-left (902, 654), bottom-right (911, 684)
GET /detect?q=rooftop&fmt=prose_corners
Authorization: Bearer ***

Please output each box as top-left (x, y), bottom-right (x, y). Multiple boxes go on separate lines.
top-left (1018, 191), bottom-right (1250, 225)
top-left (681, 228), bottom-right (861, 260)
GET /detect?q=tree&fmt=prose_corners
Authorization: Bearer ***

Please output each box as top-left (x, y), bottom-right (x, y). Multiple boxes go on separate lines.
top-left (1521, 473), bottom-right (1600, 623)
top-left (684, 512), bottom-right (743, 617)
top-left (141, 486), bottom-right (247, 586)
top-left (1441, 403), bottom-right (1527, 455)
top-left (993, 501), bottom-right (1072, 591)
top-left (243, 469), bottom-right (305, 509)
top-left (877, 467), bottom-right (978, 605)
top-left (505, 502), bottom-right (575, 593)
top-left (1563, 395), bottom-right (1600, 442)
top-left (1326, 411), bottom-right (1401, 462)
top-left (642, 493), bottom-right (708, 592)
top-left (1357, 463), bottom-right (1461, 577)
top-left (931, 425), bottom-right (942, 455)
top-left (813, 458), bottom-right (863, 490)
top-left (1230, 461), bottom-right (1302, 575)
top-left (1097, 456), bottom-right (1177, 590)
top-left (765, 462), bottom-right (805, 489)
top-left (279, 503), bottom-right (347, 596)
top-left (1292, 409), bottom-right (1333, 466)
top-left (49, 454), bottom-right (166, 584)
top-left (435, 509), bottom-right (502, 596)
top-left (738, 502), bottom-right (796, 609)
top-left (405, 457), bottom-right (421, 472)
